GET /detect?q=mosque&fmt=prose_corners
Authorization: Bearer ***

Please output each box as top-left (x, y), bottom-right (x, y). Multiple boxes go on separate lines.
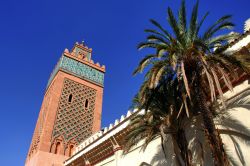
top-left (26, 19), bottom-right (250, 166)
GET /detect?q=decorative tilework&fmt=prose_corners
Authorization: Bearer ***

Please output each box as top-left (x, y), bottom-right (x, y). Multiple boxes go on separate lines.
top-left (52, 79), bottom-right (96, 144)
top-left (46, 56), bottom-right (104, 88)
top-left (61, 56), bottom-right (104, 85)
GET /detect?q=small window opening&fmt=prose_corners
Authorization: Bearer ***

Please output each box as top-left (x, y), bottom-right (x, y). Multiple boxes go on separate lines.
top-left (68, 94), bottom-right (73, 103)
top-left (55, 142), bottom-right (61, 154)
top-left (85, 99), bottom-right (89, 108)
top-left (69, 145), bottom-right (74, 157)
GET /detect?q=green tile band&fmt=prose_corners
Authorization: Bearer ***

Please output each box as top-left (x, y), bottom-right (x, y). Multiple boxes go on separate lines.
top-left (47, 56), bottom-right (104, 89)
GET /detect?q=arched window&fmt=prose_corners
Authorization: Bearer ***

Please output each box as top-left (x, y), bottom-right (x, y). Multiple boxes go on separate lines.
top-left (69, 145), bottom-right (74, 157)
top-left (55, 142), bottom-right (61, 154)
top-left (68, 94), bottom-right (73, 103)
top-left (85, 99), bottom-right (89, 108)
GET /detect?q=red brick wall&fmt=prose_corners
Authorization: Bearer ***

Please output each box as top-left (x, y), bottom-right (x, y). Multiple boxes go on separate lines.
top-left (26, 70), bottom-right (104, 166)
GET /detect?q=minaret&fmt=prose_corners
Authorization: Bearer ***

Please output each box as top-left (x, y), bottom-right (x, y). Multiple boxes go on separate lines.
top-left (26, 42), bottom-right (105, 166)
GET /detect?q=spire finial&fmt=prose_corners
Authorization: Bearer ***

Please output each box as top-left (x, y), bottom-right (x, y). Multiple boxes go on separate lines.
top-left (81, 40), bottom-right (85, 45)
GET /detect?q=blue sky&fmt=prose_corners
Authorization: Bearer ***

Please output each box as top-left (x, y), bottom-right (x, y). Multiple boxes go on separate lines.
top-left (0, 0), bottom-right (249, 165)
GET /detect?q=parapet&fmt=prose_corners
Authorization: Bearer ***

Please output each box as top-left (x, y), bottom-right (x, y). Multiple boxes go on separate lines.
top-left (63, 42), bottom-right (105, 72)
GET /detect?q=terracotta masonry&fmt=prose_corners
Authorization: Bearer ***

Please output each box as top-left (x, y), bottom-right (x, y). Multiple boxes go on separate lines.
top-left (25, 42), bottom-right (105, 166)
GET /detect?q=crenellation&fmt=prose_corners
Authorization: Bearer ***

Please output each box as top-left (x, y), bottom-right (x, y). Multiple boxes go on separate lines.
top-left (109, 124), bottom-right (113, 130)
top-left (64, 48), bottom-right (69, 53)
top-left (120, 115), bottom-right (125, 121)
top-left (99, 131), bottom-right (103, 137)
top-left (103, 127), bottom-right (108, 133)
top-left (114, 119), bottom-right (119, 125)
top-left (133, 108), bottom-right (138, 113)
top-left (126, 110), bottom-right (132, 117)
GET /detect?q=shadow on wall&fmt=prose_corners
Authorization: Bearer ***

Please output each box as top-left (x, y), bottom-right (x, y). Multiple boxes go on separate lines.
top-left (150, 144), bottom-right (168, 166)
top-left (139, 162), bottom-right (152, 166)
top-left (217, 89), bottom-right (250, 165)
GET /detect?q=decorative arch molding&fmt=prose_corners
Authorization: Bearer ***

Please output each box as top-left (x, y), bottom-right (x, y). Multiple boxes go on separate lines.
top-left (65, 139), bottom-right (77, 157)
top-left (50, 135), bottom-right (65, 155)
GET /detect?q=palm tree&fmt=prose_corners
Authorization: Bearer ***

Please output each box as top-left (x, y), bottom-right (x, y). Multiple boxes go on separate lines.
top-left (131, 0), bottom-right (250, 165)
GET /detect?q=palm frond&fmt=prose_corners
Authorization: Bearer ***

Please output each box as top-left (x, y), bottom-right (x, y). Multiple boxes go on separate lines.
top-left (229, 135), bottom-right (246, 166)
top-left (188, 0), bottom-right (199, 42)
top-left (167, 7), bottom-right (182, 43)
top-left (208, 33), bottom-right (239, 48)
top-left (133, 54), bottom-right (156, 75)
top-left (137, 41), bottom-right (159, 50)
top-left (219, 129), bottom-right (250, 143)
top-left (208, 22), bottom-right (235, 40)
top-left (147, 35), bottom-right (169, 46)
top-left (196, 12), bottom-right (209, 35)
top-left (178, 0), bottom-right (187, 36)
top-left (150, 19), bottom-right (173, 41)
top-left (203, 15), bottom-right (233, 40)
top-left (181, 61), bottom-right (191, 100)
top-left (211, 67), bottom-right (226, 107)
top-left (145, 29), bottom-right (171, 41)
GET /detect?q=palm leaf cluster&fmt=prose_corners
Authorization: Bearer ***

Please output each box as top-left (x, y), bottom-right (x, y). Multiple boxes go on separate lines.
top-left (124, 75), bottom-right (191, 165)
top-left (134, 1), bottom-right (250, 108)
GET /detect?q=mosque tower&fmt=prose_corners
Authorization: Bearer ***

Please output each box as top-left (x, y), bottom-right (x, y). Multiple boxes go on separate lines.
top-left (26, 42), bottom-right (105, 166)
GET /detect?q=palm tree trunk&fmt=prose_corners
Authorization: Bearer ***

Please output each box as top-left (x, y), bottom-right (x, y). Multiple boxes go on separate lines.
top-left (160, 124), bottom-right (192, 166)
top-left (176, 129), bottom-right (192, 166)
top-left (160, 135), bottom-right (168, 162)
top-left (160, 124), bottom-right (184, 166)
top-left (195, 80), bottom-right (230, 166)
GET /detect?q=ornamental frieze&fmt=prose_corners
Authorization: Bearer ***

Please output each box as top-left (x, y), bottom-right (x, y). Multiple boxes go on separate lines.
top-left (47, 56), bottom-right (104, 88)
